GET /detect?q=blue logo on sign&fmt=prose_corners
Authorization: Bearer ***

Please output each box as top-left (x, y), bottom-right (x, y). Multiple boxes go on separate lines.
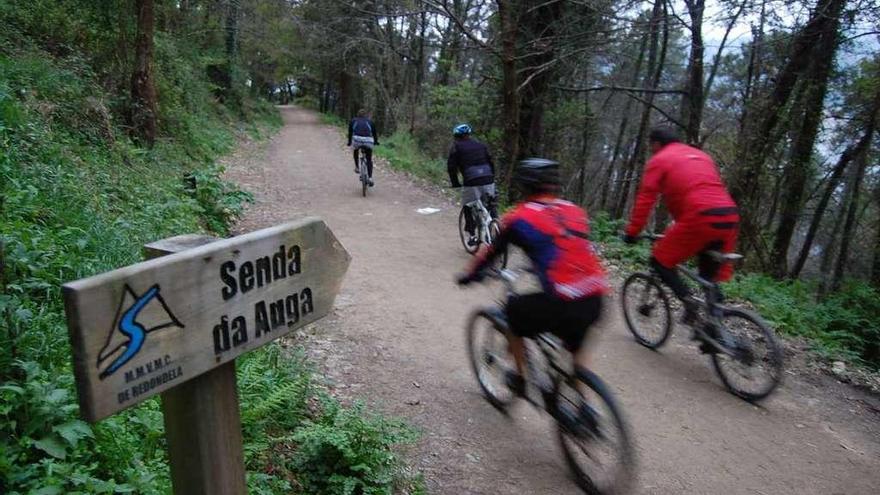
top-left (97, 284), bottom-right (184, 379)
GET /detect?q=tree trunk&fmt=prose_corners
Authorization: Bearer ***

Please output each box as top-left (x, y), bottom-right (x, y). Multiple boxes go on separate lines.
top-left (680, 0), bottom-right (705, 144)
top-left (871, 183), bottom-right (880, 287)
top-left (613, 0), bottom-right (668, 218)
top-left (831, 151), bottom-right (868, 291)
top-left (497, 0), bottom-right (520, 190)
top-left (730, 0), bottom-right (847, 253)
top-left (770, 8), bottom-right (841, 278)
top-left (130, 0), bottom-right (158, 146)
top-left (599, 34), bottom-right (649, 213)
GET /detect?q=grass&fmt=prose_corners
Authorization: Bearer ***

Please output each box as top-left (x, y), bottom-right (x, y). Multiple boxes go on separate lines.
top-left (374, 131), bottom-right (449, 185)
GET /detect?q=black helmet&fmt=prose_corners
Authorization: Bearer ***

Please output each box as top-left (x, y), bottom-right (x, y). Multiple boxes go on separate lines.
top-left (513, 158), bottom-right (561, 190)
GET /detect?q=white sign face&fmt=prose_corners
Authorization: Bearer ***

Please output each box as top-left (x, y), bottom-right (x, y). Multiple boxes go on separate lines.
top-left (63, 218), bottom-right (350, 422)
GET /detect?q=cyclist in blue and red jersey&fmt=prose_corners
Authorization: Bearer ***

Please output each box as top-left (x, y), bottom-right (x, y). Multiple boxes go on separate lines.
top-left (624, 127), bottom-right (739, 326)
top-left (457, 158), bottom-right (608, 398)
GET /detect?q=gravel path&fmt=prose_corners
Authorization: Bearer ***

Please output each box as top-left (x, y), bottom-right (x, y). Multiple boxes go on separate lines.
top-left (225, 106), bottom-right (880, 494)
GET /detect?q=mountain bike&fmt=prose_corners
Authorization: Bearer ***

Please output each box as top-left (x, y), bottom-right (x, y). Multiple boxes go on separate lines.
top-left (356, 144), bottom-right (372, 197)
top-left (620, 234), bottom-right (783, 401)
top-left (458, 193), bottom-right (507, 267)
top-left (464, 268), bottom-right (634, 494)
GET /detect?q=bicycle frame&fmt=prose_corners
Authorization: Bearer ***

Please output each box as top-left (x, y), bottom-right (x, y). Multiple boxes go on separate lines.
top-left (465, 197), bottom-right (493, 244)
top-left (491, 269), bottom-right (571, 408)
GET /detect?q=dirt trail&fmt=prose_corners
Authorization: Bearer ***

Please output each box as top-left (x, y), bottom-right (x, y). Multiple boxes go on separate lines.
top-left (226, 106), bottom-right (880, 494)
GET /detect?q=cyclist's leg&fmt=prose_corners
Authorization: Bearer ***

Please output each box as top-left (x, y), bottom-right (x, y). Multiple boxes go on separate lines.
top-left (353, 147), bottom-right (360, 172)
top-left (507, 293), bottom-right (564, 383)
top-left (651, 221), bottom-right (706, 301)
top-left (562, 295), bottom-right (603, 372)
top-left (461, 188), bottom-right (477, 235)
top-left (483, 184), bottom-right (499, 219)
top-left (365, 147), bottom-right (374, 178)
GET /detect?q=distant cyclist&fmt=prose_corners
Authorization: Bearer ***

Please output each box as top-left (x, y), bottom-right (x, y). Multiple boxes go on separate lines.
top-left (347, 109), bottom-right (379, 186)
top-left (447, 123), bottom-right (497, 246)
top-left (623, 127), bottom-right (739, 327)
top-left (457, 159), bottom-right (609, 411)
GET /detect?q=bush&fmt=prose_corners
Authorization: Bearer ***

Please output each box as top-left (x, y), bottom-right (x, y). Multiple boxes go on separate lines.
top-left (291, 398), bottom-right (422, 495)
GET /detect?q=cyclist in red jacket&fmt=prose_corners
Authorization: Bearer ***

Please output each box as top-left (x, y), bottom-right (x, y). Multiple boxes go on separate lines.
top-left (624, 127), bottom-right (739, 324)
top-left (458, 159), bottom-right (608, 398)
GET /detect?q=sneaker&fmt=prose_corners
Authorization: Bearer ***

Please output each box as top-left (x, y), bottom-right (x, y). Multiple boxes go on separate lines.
top-left (466, 235), bottom-right (479, 247)
top-left (354, 166), bottom-right (360, 174)
top-left (505, 371), bottom-right (526, 397)
top-left (368, 178), bottom-right (374, 187)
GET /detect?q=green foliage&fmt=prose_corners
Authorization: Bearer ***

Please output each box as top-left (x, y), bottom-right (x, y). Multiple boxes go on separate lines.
top-left (291, 397), bottom-right (420, 495)
top-left (421, 81), bottom-right (501, 158)
top-left (726, 276), bottom-right (880, 369)
top-left (374, 131), bottom-right (448, 184)
top-left (187, 165), bottom-right (255, 235)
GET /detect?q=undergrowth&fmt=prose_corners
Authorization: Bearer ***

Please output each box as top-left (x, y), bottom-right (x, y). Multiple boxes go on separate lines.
top-left (1, 19), bottom-right (419, 495)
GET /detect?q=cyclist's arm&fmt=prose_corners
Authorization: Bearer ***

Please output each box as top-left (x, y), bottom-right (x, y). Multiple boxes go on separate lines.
top-left (467, 218), bottom-right (517, 275)
top-left (369, 120), bottom-right (379, 144)
top-left (486, 147), bottom-right (495, 176)
top-left (347, 120), bottom-right (353, 146)
top-left (625, 159), bottom-right (663, 236)
top-left (447, 146), bottom-right (462, 187)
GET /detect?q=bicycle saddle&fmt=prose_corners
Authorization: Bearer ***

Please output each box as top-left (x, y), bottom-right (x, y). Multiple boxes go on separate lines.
top-left (706, 251), bottom-right (743, 262)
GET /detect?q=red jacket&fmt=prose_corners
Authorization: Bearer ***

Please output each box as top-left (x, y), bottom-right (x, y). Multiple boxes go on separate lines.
top-left (626, 142), bottom-right (736, 236)
top-left (470, 196), bottom-right (608, 300)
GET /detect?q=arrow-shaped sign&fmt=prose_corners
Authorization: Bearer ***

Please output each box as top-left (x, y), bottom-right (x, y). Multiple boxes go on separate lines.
top-left (63, 217), bottom-right (351, 422)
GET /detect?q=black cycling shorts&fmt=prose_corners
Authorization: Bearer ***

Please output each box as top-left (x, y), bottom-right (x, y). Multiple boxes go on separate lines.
top-left (506, 293), bottom-right (603, 352)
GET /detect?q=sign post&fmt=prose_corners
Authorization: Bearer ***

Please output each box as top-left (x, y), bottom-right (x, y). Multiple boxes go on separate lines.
top-left (62, 218), bottom-right (350, 494)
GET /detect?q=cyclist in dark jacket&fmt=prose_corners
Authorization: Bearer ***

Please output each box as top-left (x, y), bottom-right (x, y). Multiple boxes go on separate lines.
top-left (447, 124), bottom-right (497, 246)
top-left (347, 109), bottom-right (379, 186)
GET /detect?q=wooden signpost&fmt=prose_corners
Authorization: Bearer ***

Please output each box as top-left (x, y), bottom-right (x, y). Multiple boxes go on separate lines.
top-left (62, 217), bottom-right (351, 494)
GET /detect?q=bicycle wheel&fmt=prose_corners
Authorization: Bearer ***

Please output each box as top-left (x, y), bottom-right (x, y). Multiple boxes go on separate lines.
top-left (556, 368), bottom-right (635, 495)
top-left (466, 309), bottom-right (516, 412)
top-left (458, 207), bottom-right (479, 255)
top-left (710, 307), bottom-right (783, 401)
top-left (360, 155), bottom-right (368, 197)
top-left (487, 219), bottom-right (508, 268)
top-left (621, 272), bottom-right (672, 349)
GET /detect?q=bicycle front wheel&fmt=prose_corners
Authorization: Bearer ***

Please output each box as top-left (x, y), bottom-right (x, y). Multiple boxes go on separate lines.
top-left (621, 272), bottom-right (672, 349)
top-left (459, 207), bottom-right (479, 254)
top-left (711, 307), bottom-right (783, 401)
top-left (556, 368), bottom-right (636, 495)
top-left (466, 309), bottom-right (516, 412)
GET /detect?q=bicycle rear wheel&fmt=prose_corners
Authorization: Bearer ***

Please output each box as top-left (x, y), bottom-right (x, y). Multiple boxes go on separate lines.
top-left (360, 154), bottom-right (368, 197)
top-left (487, 219), bottom-right (508, 268)
top-left (459, 207), bottom-right (479, 255)
top-left (466, 309), bottom-right (516, 412)
top-left (556, 368), bottom-right (635, 494)
top-left (621, 272), bottom-right (672, 349)
top-left (711, 308), bottom-right (783, 401)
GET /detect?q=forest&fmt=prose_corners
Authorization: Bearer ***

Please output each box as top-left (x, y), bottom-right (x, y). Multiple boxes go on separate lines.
top-left (1, 0), bottom-right (878, 493)
top-left (266, 0), bottom-right (880, 368)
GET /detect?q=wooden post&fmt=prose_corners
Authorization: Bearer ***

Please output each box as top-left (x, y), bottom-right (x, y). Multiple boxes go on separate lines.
top-left (144, 235), bottom-right (247, 495)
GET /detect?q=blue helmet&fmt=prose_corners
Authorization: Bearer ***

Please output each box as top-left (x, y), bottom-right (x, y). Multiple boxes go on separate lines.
top-left (453, 123), bottom-right (472, 136)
